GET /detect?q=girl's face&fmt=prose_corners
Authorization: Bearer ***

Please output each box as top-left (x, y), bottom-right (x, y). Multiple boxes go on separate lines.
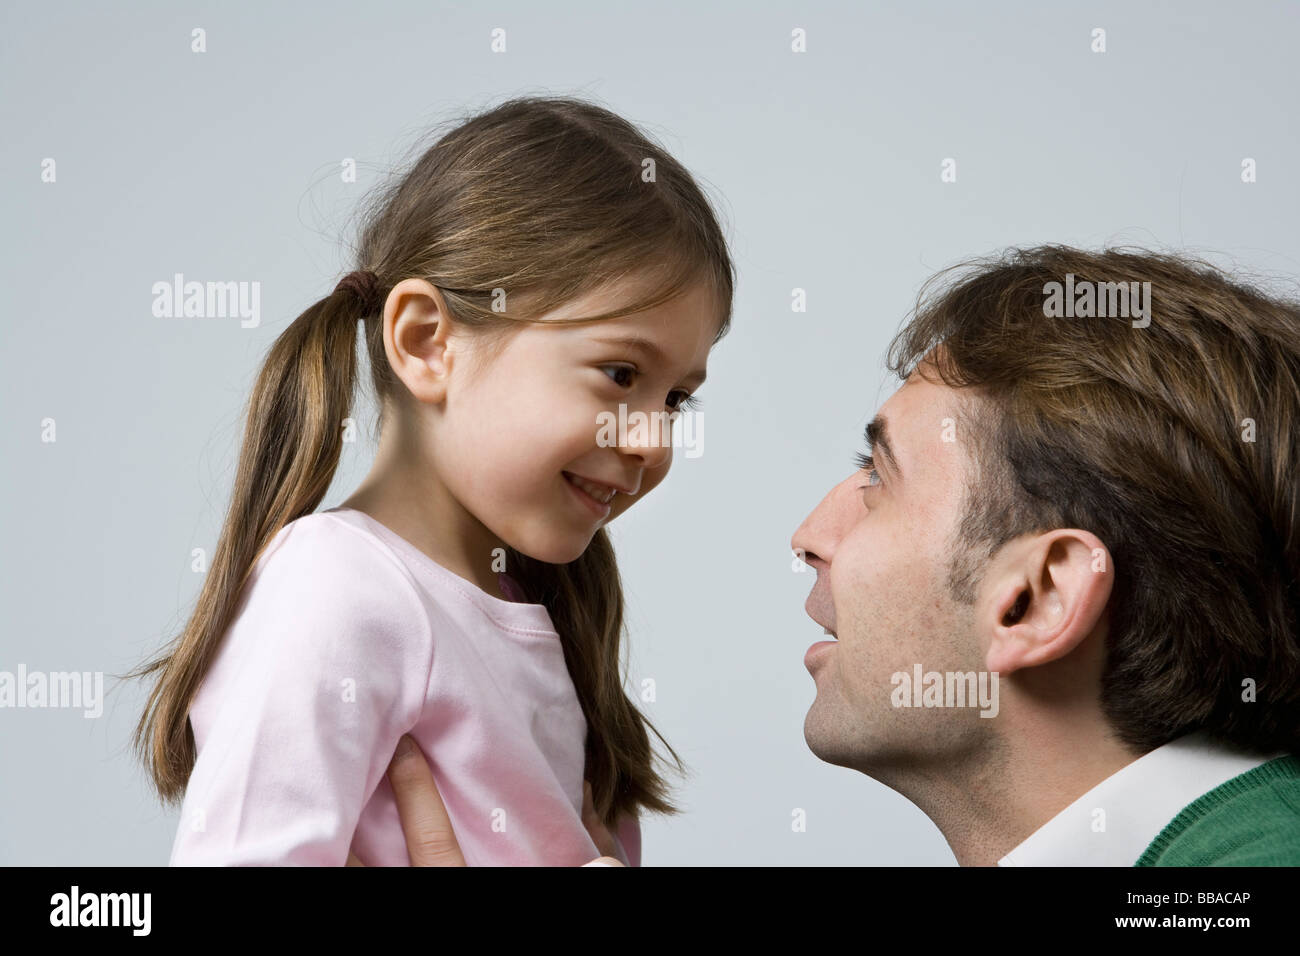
top-left (391, 276), bottom-right (718, 567)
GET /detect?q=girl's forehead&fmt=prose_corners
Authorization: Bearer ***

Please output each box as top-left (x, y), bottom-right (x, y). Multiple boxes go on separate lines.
top-left (530, 287), bottom-right (717, 352)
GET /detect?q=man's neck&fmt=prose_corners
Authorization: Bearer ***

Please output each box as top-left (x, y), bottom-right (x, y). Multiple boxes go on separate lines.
top-left (882, 721), bottom-right (1145, 866)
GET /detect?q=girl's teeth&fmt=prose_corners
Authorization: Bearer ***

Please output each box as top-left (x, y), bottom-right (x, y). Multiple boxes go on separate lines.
top-left (569, 474), bottom-right (615, 504)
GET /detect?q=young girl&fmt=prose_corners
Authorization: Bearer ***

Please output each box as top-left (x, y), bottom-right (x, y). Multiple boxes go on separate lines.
top-left (127, 95), bottom-right (734, 866)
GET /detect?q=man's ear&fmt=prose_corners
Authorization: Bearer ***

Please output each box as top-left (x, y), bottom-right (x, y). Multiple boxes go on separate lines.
top-left (983, 530), bottom-right (1113, 675)
top-left (383, 278), bottom-right (459, 405)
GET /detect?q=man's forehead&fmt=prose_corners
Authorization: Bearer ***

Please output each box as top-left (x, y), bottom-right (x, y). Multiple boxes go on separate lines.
top-left (878, 371), bottom-right (933, 427)
top-left (874, 371), bottom-right (966, 466)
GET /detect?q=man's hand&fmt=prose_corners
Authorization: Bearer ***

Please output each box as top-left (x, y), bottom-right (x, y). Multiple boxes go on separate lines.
top-left (580, 779), bottom-right (623, 862)
top-left (345, 734), bottom-right (624, 866)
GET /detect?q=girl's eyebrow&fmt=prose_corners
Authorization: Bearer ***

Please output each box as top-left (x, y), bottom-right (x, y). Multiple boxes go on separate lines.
top-left (590, 334), bottom-right (707, 387)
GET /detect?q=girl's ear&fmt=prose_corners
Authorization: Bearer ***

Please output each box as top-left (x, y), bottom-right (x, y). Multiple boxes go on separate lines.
top-left (384, 279), bottom-right (457, 406)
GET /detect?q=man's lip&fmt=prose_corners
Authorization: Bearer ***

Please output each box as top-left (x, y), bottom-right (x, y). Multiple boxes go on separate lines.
top-left (803, 596), bottom-right (836, 637)
top-left (805, 641), bottom-right (836, 670)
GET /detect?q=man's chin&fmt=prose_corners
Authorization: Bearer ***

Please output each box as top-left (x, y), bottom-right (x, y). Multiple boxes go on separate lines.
top-left (802, 706), bottom-right (857, 769)
top-left (803, 705), bottom-right (907, 777)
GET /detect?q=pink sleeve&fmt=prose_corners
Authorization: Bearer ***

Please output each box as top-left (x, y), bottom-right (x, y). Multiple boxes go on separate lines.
top-left (170, 521), bottom-right (434, 866)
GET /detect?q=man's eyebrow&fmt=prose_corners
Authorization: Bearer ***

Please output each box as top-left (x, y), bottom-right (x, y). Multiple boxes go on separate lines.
top-left (590, 335), bottom-right (707, 387)
top-left (865, 415), bottom-right (902, 479)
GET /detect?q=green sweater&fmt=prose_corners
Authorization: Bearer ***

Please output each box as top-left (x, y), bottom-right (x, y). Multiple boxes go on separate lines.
top-left (1136, 754), bottom-right (1300, 866)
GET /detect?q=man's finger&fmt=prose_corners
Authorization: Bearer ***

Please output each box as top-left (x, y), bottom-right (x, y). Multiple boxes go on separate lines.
top-left (387, 734), bottom-right (466, 866)
top-left (581, 779), bottom-right (620, 859)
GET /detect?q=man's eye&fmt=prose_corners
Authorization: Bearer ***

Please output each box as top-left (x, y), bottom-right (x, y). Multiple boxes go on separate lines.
top-left (853, 450), bottom-right (882, 488)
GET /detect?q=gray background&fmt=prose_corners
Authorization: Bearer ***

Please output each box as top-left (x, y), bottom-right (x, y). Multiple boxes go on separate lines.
top-left (3, 0), bottom-right (1298, 865)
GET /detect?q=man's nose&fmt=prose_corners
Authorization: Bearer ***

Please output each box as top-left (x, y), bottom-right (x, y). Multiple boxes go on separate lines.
top-left (790, 473), bottom-right (859, 568)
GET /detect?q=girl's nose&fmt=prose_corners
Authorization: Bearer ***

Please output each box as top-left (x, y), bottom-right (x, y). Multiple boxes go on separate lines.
top-left (618, 415), bottom-right (674, 470)
top-left (623, 435), bottom-right (672, 471)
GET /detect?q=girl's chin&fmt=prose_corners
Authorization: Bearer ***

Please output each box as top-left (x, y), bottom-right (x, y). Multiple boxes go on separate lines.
top-left (511, 534), bottom-right (593, 566)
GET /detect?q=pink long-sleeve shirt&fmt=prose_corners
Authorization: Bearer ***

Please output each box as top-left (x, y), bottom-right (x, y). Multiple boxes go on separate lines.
top-left (169, 505), bottom-right (640, 866)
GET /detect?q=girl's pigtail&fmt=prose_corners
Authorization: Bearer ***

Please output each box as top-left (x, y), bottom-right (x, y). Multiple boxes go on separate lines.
top-left (125, 284), bottom-right (366, 803)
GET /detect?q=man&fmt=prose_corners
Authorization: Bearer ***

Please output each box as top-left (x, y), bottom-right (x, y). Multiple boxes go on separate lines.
top-left (353, 245), bottom-right (1300, 866)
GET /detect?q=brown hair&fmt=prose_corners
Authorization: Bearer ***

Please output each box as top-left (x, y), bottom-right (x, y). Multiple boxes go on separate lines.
top-left (887, 244), bottom-right (1300, 756)
top-left (125, 95), bottom-right (735, 825)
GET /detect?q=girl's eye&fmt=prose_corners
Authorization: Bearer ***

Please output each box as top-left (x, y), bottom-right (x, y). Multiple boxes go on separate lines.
top-left (601, 365), bottom-right (703, 413)
top-left (603, 365), bottom-right (636, 388)
top-left (671, 392), bottom-right (704, 413)
top-left (853, 450), bottom-right (883, 489)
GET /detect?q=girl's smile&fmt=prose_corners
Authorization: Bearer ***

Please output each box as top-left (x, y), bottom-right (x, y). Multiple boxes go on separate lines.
top-left (563, 471), bottom-right (615, 518)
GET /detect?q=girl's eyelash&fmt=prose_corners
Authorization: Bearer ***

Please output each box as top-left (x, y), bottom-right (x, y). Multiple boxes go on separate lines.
top-left (853, 450), bottom-right (883, 487)
top-left (602, 365), bottom-right (702, 412)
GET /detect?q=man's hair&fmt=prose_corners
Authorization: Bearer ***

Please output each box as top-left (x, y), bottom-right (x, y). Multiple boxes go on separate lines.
top-left (887, 245), bottom-right (1300, 755)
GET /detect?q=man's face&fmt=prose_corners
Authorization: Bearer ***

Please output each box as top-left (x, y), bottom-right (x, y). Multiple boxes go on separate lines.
top-left (790, 361), bottom-right (993, 776)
